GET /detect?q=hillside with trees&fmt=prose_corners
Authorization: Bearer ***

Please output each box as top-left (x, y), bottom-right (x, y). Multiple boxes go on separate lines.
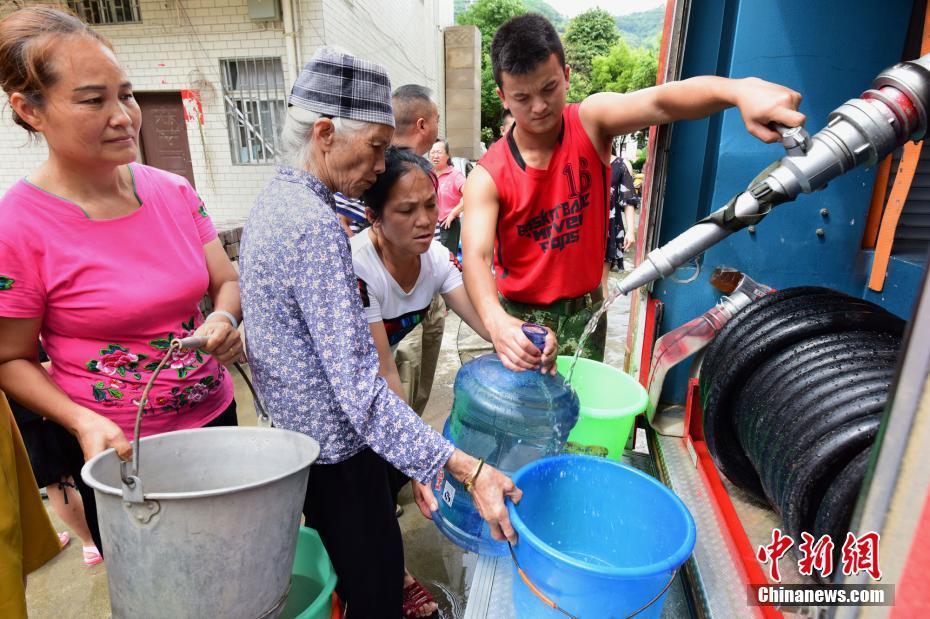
top-left (615, 6), bottom-right (664, 48)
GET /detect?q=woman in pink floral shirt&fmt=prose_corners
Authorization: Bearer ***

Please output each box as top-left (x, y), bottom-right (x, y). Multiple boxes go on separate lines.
top-left (0, 9), bottom-right (243, 550)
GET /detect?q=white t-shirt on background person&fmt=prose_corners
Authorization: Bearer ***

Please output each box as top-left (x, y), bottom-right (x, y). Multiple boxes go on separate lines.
top-left (351, 230), bottom-right (463, 349)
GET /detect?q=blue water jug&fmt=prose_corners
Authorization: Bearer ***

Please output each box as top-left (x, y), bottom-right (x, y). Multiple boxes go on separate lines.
top-left (432, 353), bottom-right (579, 555)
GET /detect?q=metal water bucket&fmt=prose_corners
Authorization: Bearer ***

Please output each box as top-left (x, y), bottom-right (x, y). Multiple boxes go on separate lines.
top-left (82, 338), bottom-right (320, 618)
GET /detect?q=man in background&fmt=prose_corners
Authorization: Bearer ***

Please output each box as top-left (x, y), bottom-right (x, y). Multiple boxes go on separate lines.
top-left (500, 108), bottom-right (515, 136)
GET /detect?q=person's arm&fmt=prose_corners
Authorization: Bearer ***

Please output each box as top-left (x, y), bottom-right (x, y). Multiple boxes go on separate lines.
top-left (337, 215), bottom-right (355, 237)
top-left (368, 321), bottom-right (405, 400)
top-left (461, 167), bottom-right (546, 372)
top-left (292, 224), bottom-right (453, 482)
top-left (0, 317), bottom-right (131, 460)
top-left (442, 285), bottom-right (492, 341)
top-left (293, 225), bottom-right (521, 540)
top-left (622, 204), bottom-right (637, 251)
top-left (441, 198), bottom-right (464, 228)
top-left (580, 76), bottom-right (806, 162)
top-left (192, 239), bottom-right (243, 365)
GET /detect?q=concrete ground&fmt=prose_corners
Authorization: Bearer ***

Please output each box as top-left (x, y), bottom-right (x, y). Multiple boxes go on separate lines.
top-left (25, 272), bottom-right (632, 619)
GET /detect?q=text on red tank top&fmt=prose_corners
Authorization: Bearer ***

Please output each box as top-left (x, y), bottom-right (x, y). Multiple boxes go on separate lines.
top-left (478, 104), bottom-right (609, 305)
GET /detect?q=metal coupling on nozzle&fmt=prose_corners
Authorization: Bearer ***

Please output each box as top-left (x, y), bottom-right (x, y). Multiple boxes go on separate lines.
top-left (868, 54), bottom-right (930, 142)
top-left (617, 53), bottom-right (930, 296)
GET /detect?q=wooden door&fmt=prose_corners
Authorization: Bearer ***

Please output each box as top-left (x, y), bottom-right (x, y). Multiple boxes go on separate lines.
top-left (136, 92), bottom-right (196, 188)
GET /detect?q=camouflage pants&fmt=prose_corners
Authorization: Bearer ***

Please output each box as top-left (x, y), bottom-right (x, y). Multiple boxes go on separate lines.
top-left (500, 287), bottom-right (607, 362)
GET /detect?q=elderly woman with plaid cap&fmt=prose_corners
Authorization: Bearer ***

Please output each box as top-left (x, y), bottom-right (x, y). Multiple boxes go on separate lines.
top-left (240, 48), bottom-right (520, 617)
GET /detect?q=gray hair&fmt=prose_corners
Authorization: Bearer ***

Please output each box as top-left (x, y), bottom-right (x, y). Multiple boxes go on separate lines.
top-left (278, 107), bottom-right (368, 169)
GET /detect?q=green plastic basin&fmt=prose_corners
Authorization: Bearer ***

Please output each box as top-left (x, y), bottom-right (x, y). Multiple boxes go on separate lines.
top-left (557, 356), bottom-right (648, 460)
top-left (280, 527), bottom-right (337, 619)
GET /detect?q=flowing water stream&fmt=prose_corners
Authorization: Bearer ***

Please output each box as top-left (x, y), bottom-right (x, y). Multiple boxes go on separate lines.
top-left (564, 285), bottom-right (628, 385)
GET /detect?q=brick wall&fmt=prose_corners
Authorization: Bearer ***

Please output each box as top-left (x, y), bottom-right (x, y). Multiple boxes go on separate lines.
top-left (0, 0), bottom-right (452, 223)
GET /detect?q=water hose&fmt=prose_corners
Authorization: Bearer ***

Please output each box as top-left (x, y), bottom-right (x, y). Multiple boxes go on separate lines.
top-left (699, 287), bottom-right (904, 573)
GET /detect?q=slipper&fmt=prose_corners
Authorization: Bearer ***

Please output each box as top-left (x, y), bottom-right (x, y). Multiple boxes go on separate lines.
top-left (402, 579), bottom-right (438, 619)
top-left (395, 504), bottom-right (404, 518)
top-left (58, 531), bottom-right (70, 548)
top-left (83, 546), bottom-right (104, 567)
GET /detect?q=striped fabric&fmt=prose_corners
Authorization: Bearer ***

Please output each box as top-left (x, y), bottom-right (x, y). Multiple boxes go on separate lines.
top-left (289, 47), bottom-right (395, 128)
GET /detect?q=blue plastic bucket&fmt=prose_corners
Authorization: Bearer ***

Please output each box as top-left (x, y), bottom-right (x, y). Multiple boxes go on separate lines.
top-left (507, 455), bottom-right (696, 618)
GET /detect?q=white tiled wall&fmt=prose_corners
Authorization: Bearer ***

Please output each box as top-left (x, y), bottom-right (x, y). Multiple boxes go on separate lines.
top-left (0, 0), bottom-right (452, 223)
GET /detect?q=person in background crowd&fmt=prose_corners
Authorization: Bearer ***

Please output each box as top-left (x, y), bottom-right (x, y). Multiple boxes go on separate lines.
top-left (605, 146), bottom-right (640, 279)
top-left (500, 107), bottom-right (515, 137)
top-left (430, 140), bottom-right (466, 256)
top-left (353, 146), bottom-right (512, 617)
top-left (0, 7), bottom-right (243, 553)
top-left (462, 13), bottom-right (804, 367)
top-left (382, 85), bottom-right (445, 420)
top-left (335, 84), bottom-right (440, 238)
top-left (1, 391), bottom-right (61, 619)
top-left (240, 48), bottom-right (520, 618)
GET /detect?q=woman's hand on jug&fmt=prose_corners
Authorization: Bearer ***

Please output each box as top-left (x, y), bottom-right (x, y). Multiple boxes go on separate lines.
top-left (447, 450), bottom-right (522, 544)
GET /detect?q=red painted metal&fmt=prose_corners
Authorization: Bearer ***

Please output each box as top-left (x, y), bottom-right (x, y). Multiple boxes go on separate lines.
top-left (890, 488), bottom-right (930, 617)
top-left (625, 1), bottom-right (674, 370)
top-left (684, 378), bottom-right (704, 441)
top-left (683, 383), bottom-right (782, 619)
top-left (638, 298), bottom-right (661, 387)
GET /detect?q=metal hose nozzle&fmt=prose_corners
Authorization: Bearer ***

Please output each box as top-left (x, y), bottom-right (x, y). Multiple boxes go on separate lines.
top-left (619, 53), bottom-right (930, 295)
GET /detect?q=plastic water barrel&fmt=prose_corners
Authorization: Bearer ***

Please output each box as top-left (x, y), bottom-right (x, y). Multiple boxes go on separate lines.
top-left (432, 354), bottom-right (579, 555)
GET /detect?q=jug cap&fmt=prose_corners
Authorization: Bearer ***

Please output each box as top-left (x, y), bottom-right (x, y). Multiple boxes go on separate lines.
top-left (521, 322), bottom-right (548, 353)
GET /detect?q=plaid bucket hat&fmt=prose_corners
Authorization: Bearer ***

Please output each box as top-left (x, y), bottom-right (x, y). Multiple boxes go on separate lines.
top-left (289, 47), bottom-right (395, 128)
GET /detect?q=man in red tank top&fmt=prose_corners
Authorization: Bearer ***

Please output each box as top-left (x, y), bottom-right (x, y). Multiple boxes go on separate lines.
top-left (462, 14), bottom-right (805, 370)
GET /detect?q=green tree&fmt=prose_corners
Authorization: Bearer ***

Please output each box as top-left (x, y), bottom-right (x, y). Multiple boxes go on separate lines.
top-left (614, 6), bottom-right (664, 49)
top-left (523, 0), bottom-right (566, 33)
top-left (563, 8), bottom-right (619, 79)
top-left (590, 39), bottom-right (659, 94)
top-left (456, 0), bottom-right (528, 140)
top-left (457, 0), bottom-right (527, 57)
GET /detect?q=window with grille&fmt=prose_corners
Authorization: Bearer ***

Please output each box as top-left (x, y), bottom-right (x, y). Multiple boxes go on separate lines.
top-left (68, 0), bottom-right (141, 24)
top-left (221, 58), bottom-right (287, 165)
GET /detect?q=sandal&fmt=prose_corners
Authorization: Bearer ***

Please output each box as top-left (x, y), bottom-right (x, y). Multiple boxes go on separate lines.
top-left (58, 531), bottom-right (71, 548)
top-left (83, 546), bottom-right (104, 567)
top-left (402, 579), bottom-right (438, 619)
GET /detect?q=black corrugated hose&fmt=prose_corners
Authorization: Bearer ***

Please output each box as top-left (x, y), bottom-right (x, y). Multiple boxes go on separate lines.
top-left (699, 287), bottom-right (904, 574)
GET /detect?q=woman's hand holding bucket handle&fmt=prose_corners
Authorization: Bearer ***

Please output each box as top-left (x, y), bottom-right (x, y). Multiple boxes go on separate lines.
top-left (446, 449), bottom-right (523, 544)
top-left (193, 315), bottom-right (244, 365)
top-left (73, 407), bottom-right (132, 461)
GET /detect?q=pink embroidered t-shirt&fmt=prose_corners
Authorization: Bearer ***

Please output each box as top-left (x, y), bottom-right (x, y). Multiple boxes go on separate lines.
top-left (0, 163), bottom-right (233, 439)
top-left (436, 166), bottom-right (465, 221)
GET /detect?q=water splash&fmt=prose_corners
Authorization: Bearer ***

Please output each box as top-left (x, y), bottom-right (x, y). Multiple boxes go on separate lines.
top-left (564, 284), bottom-right (628, 385)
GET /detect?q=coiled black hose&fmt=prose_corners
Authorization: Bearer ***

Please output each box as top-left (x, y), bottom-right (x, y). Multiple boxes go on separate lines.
top-left (700, 287), bottom-right (903, 568)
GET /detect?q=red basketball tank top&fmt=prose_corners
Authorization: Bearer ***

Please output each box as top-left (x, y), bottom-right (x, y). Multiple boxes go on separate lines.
top-left (478, 103), bottom-right (609, 305)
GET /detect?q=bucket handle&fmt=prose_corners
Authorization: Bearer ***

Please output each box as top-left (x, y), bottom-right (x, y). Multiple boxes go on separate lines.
top-left (120, 336), bottom-right (272, 503)
top-left (507, 541), bottom-right (678, 619)
top-left (173, 337), bottom-right (272, 427)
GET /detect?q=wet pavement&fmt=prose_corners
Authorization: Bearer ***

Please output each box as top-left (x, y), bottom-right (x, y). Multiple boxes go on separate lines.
top-left (25, 272), bottom-right (632, 618)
